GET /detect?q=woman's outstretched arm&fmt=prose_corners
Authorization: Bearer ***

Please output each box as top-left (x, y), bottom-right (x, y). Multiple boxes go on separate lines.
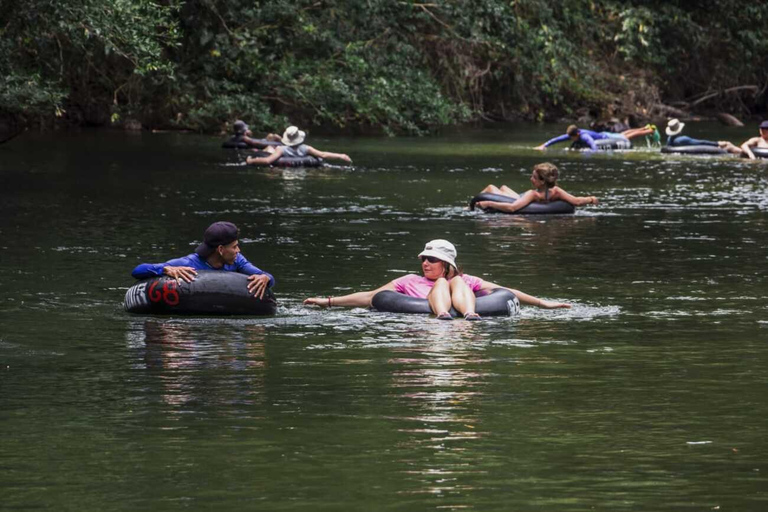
top-left (304, 282), bottom-right (396, 308)
top-left (552, 187), bottom-right (598, 206)
top-left (479, 280), bottom-right (571, 309)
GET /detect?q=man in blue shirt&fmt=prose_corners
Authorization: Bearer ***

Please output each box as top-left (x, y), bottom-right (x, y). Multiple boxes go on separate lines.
top-left (534, 124), bottom-right (630, 151)
top-left (131, 221), bottom-right (275, 299)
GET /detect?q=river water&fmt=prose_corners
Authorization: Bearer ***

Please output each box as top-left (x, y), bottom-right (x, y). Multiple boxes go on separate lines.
top-left (2, 125), bottom-right (767, 511)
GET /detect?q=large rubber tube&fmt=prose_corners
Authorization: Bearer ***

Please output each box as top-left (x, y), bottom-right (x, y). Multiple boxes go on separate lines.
top-left (124, 271), bottom-right (277, 316)
top-left (469, 192), bottom-right (575, 214)
top-left (371, 288), bottom-right (520, 317)
top-left (748, 147), bottom-right (768, 159)
top-left (660, 145), bottom-right (726, 155)
top-left (222, 138), bottom-right (249, 149)
top-left (248, 150), bottom-right (323, 168)
top-left (572, 137), bottom-right (631, 151)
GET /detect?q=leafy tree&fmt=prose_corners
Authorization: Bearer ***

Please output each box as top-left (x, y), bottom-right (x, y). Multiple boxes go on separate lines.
top-left (2, 0), bottom-right (767, 133)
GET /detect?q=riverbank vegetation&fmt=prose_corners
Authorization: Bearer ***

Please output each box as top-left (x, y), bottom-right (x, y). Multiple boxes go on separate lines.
top-left (2, 0), bottom-right (767, 135)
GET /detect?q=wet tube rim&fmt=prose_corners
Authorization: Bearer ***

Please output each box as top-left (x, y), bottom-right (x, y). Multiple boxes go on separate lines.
top-left (660, 145), bottom-right (727, 155)
top-left (371, 288), bottom-right (521, 317)
top-left (469, 192), bottom-right (576, 215)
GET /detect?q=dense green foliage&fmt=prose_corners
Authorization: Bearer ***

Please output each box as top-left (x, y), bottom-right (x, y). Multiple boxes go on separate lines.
top-left (2, 0), bottom-right (767, 134)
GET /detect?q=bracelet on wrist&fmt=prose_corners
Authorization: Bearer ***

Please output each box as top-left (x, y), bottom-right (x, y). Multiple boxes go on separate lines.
top-left (328, 296), bottom-right (333, 307)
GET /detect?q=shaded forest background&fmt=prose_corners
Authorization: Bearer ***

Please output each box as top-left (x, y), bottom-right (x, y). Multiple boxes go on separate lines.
top-left (2, 0), bottom-right (767, 135)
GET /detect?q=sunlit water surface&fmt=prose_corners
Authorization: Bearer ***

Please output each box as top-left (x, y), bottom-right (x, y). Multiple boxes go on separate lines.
top-left (2, 125), bottom-right (768, 511)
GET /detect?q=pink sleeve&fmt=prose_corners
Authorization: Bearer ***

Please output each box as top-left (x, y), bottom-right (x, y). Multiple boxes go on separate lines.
top-left (392, 274), bottom-right (413, 294)
top-left (462, 274), bottom-right (483, 292)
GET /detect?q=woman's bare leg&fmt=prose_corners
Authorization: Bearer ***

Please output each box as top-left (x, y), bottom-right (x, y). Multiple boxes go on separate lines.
top-left (427, 278), bottom-right (453, 317)
top-left (449, 277), bottom-right (478, 318)
top-left (499, 185), bottom-right (519, 197)
top-left (621, 128), bottom-right (653, 140)
top-left (480, 184), bottom-right (518, 198)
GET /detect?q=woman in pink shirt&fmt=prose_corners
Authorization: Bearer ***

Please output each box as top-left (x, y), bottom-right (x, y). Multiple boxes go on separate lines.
top-left (304, 239), bottom-right (570, 320)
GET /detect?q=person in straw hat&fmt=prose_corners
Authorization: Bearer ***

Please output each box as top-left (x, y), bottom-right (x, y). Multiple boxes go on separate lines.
top-left (247, 126), bottom-right (352, 165)
top-left (665, 119), bottom-right (741, 154)
top-left (304, 239), bottom-right (570, 320)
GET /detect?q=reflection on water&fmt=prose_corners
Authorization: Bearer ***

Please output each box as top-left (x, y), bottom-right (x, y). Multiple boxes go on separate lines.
top-left (126, 319), bottom-right (268, 410)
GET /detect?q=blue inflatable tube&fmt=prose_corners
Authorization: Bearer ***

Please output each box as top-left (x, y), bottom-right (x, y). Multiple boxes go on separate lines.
top-left (469, 192), bottom-right (575, 214)
top-left (124, 271), bottom-right (277, 316)
top-left (371, 288), bottom-right (520, 317)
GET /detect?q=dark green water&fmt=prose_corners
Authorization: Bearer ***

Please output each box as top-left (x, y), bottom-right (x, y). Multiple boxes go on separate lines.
top-left (2, 125), bottom-right (768, 511)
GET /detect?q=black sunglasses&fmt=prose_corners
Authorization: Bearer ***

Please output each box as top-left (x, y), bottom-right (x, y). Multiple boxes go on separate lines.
top-left (420, 256), bottom-right (442, 264)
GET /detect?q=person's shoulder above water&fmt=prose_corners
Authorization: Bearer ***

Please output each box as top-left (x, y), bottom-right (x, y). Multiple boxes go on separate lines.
top-left (740, 120), bottom-right (768, 159)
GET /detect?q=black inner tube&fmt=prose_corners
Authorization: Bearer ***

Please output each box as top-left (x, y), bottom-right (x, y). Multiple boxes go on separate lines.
top-left (371, 288), bottom-right (520, 317)
top-left (661, 145), bottom-right (726, 155)
top-left (247, 150), bottom-right (323, 168)
top-left (125, 271), bottom-right (277, 316)
top-left (469, 192), bottom-right (575, 214)
top-left (748, 147), bottom-right (768, 158)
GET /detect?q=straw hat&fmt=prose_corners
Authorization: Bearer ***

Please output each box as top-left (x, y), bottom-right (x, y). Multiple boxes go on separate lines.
top-left (281, 126), bottom-right (306, 146)
top-left (665, 119), bottom-right (685, 136)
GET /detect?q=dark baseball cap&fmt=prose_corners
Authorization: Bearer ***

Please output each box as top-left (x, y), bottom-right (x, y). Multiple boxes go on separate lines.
top-left (195, 221), bottom-right (239, 257)
top-left (760, 120), bottom-right (768, 130)
top-left (233, 120), bottom-right (249, 135)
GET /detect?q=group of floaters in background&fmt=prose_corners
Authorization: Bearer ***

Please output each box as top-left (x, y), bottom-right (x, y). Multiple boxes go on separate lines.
top-left (225, 117), bottom-right (768, 165)
top-left (223, 121), bottom-right (352, 165)
top-left (534, 118), bottom-right (768, 159)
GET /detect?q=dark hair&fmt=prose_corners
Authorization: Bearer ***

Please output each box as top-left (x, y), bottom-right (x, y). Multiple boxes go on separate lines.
top-left (566, 125), bottom-right (579, 137)
top-left (533, 162), bottom-right (559, 188)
